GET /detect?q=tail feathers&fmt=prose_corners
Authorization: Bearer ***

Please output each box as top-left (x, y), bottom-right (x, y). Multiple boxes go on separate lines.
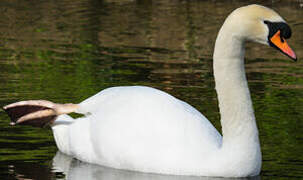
top-left (52, 114), bottom-right (75, 126)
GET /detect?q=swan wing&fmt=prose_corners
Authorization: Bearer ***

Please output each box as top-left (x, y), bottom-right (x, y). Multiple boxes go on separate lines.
top-left (73, 86), bottom-right (222, 171)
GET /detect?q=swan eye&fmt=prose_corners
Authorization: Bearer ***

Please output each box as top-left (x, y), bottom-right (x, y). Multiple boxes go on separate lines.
top-left (264, 20), bottom-right (292, 39)
top-left (264, 20), bottom-right (296, 60)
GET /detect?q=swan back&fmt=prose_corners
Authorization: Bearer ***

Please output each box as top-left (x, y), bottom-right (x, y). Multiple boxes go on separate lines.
top-left (3, 4), bottom-right (296, 178)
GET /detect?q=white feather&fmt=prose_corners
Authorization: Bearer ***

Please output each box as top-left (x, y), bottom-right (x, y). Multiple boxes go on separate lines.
top-left (51, 5), bottom-right (288, 177)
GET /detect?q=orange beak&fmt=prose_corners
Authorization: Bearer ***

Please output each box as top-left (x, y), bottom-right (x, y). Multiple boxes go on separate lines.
top-left (270, 30), bottom-right (297, 60)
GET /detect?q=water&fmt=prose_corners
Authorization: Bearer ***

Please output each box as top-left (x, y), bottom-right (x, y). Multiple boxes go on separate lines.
top-left (0, 0), bottom-right (302, 179)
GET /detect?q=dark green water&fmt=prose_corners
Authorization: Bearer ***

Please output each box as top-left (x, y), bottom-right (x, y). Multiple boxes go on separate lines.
top-left (0, 0), bottom-right (302, 179)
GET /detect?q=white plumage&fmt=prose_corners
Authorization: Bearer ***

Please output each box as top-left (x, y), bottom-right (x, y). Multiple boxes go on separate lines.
top-left (4, 4), bottom-right (297, 178)
top-left (53, 86), bottom-right (222, 172)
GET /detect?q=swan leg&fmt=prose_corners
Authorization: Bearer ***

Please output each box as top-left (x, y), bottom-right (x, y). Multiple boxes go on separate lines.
top-left (3, 100), bottom-right (79, 127)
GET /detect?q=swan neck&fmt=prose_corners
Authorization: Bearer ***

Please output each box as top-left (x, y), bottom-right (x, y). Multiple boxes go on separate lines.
top-left (213, 27), bottom-right (259, 145)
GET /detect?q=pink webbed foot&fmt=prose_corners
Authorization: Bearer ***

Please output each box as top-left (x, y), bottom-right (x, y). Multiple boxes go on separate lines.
top-left (3, 100), bottom-right (78, 127)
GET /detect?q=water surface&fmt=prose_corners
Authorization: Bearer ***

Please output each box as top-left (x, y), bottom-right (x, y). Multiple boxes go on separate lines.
top-left (0, 0), bottom-right (302, 179)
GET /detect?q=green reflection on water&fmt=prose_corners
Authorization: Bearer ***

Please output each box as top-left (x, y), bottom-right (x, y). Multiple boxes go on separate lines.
top-left (0, 0), bottom-right (302, 179)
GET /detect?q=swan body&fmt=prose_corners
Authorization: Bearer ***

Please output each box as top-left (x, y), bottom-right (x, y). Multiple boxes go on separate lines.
top-left (54, 86), bottom-right (225, 175)
top-left (3, 4), bottom-right (297, 177)
top-left (51, 151), bottom-right (261, 180)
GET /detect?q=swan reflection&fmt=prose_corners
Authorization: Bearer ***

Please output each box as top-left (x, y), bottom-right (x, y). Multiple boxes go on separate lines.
top-left (52, 151), bottom-right (260, 180)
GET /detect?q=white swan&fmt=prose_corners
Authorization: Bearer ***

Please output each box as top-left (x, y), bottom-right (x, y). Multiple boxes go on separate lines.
top-left (3, 4), bottom-right (297, 178)
top-left (51, 151), bottom-right (260, 180)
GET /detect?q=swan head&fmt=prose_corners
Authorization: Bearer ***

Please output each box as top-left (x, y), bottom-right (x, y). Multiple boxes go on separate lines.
top-left (225, 4), bottom-right (297, 60)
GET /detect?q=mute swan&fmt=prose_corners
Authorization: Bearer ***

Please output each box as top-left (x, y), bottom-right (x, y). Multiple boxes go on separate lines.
top-left (3, 4), bottom-right (297, 178)
top-left (51, 151), bottom-right (260, 180)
